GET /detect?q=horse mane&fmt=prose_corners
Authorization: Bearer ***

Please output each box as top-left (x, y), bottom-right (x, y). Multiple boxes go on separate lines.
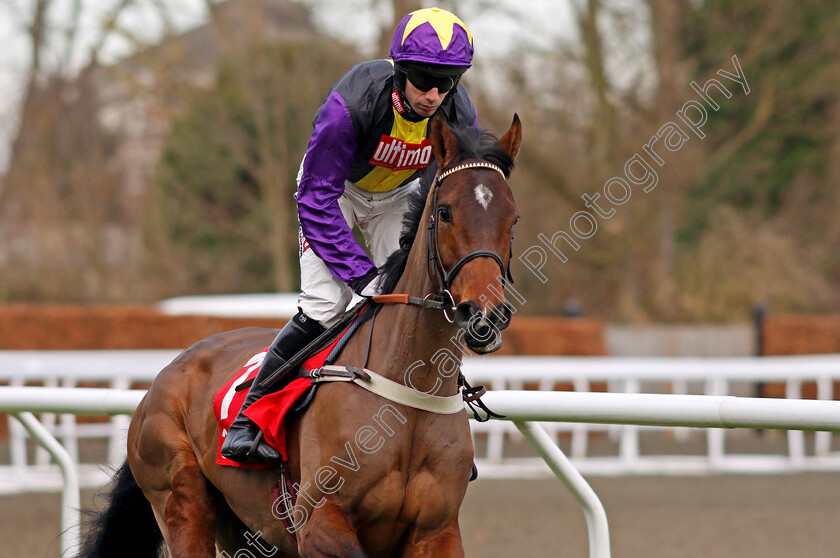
top-left (379, 123), bottom-right (515, 294)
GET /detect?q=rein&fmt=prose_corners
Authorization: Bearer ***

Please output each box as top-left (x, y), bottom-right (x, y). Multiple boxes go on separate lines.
top-left (371, 293), bottom-right (446, 310)
top-left (373, 160), bottom-right (514, 323)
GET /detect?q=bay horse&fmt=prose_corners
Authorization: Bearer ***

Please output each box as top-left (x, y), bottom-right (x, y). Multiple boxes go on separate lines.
top-left (78, 114), bottom-right (521, 558)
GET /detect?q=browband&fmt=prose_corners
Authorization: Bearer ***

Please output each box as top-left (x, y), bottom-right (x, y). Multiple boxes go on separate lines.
top-left (436, 161), bottom-right (506, 184)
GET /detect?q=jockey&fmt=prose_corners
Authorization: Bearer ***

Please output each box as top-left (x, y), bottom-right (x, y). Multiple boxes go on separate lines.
top-left (222, 7), bottom-right (478, 462)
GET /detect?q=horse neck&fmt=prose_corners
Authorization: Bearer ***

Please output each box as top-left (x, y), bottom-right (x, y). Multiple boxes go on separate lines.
top-left (368, 187), bottom-right (463, 396)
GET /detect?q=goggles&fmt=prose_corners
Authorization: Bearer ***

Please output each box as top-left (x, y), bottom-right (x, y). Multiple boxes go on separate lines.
top-left (398, 64), bottom-right (463, 94)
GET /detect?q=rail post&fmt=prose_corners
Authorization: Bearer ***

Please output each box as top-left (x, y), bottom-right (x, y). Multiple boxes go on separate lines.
top-left (12, 411), bottom-right (81, 556)
top-left (515, 420), bottom-right (611, 558)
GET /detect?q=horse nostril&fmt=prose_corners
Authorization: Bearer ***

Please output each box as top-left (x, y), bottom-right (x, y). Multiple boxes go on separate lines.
top-left (454, 301), bottom-right (482, 328)
top-left (489, 302), bottom-right (513, 330)
top-left (455, 301), bottom-right (500, 346)
top-left (471, 320), bottom-right (492, 340)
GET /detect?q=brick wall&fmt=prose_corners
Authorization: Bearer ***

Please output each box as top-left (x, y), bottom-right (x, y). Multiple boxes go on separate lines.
top-left (0, 305), bottom-right (606, 353)
top-left (761, 314), bottom-right (840, 398)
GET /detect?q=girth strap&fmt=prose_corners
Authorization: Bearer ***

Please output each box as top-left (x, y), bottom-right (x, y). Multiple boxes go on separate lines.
top-left (311, 365), bottom-right (464, 414)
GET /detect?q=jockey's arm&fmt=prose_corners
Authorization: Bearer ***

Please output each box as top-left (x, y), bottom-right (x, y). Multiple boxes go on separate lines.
top-left (297, 91), bottom-right (377, 286)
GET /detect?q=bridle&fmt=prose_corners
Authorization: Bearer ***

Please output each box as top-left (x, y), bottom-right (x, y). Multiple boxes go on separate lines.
top-left (426, 161), bottom-right (515, 322)
top-left (313, 161), bottom-right (515, 422)
top-left (372, 160), bottom-right (515, 323)
top-left (362, 159), bottom-right (514, 422)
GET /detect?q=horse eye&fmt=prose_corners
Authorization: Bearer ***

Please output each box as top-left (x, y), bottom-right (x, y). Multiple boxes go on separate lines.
top-left (438, 207), bottom-right (452, 223)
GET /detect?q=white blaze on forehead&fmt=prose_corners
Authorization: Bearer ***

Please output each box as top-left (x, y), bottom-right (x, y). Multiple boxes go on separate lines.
top-left (474, 184), bottom-right (493, 210)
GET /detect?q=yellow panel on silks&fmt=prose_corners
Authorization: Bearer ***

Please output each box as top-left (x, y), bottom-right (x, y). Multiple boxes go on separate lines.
top-left (354, 108), bottom-right (431, 192)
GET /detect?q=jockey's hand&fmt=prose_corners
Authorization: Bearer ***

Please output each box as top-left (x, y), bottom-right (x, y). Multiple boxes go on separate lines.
top-left (351, 271), bottom-right (383, 297)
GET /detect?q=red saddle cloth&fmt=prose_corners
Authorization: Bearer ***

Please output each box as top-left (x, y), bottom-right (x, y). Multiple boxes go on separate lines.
top-left (213, 328), bottom-right (350, 469)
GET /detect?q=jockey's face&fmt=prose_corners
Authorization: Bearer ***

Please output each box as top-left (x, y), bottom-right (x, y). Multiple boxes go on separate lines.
top-left (404, 78), bottom-right (449, 118)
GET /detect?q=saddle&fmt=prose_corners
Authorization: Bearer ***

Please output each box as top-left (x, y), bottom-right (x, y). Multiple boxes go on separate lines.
top-left (212, 299), bottom-right (501, 471)
top-left (213, 301), bottom-right (375, 470)
top-left (212, 298), bottom-right (496, 549)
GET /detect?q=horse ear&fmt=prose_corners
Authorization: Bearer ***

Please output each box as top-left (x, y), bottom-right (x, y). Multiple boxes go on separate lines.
top-left (499, 113), bottom-right (522, 161)
top-left (430, 115), bottom-right (458, 169)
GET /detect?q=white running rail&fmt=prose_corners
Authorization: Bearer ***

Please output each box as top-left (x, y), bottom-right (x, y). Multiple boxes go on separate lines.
top-left (466, 355), bottom-right (840, 476)
top-left (2, 386), bottom-right (840, 558)
top-left (2, 352), bottom-right (840, 484)
top-left (2, 352), bottom-right (840, 556)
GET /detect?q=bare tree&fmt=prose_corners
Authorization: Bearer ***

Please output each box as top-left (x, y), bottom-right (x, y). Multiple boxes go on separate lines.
top-left (375, 0), bottom-right (422, 56)
top-left (146, 4), bottom-right (361, 298)
top-left (0, 0), bottom-right (223, 302)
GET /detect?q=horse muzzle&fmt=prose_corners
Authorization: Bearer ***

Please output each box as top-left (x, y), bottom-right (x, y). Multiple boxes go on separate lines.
top-left (454, 301), bottom-right (511, 354)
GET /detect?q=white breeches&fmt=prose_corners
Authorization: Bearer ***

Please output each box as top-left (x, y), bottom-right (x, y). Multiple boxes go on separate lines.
top-left (297, 176), bottom-right (420, 328)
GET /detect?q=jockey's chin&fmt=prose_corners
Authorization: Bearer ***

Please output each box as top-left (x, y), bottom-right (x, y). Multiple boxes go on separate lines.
top-left (413, 103), bottom-right (440, 118)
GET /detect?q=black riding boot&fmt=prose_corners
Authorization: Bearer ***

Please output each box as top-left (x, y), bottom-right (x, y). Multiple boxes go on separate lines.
top-left (221, 311), bottom-right (325, 463)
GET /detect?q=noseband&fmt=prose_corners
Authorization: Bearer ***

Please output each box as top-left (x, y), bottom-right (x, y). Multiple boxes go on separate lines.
top-left (427, 161), bottom-right (515, 322)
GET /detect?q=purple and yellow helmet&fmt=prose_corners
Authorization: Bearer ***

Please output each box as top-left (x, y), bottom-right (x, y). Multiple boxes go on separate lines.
top-left (389, 7), bottom-right (474, 68)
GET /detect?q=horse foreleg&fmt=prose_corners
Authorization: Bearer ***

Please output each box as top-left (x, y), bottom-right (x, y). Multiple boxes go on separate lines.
top-left (216, 499), bottom-right (298, 558)
top-left (162, 462), bottom-right (217, 557)
top-left (297, 500), bottom-right (366, 558)
top-left (217, 530), bottom-right (298, 558)
top-left (401, 519), bottom-right (465, 558)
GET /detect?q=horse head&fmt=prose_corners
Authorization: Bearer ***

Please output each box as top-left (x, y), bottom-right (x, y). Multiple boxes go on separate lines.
top-left (427, 114), bottom-right (522, 354)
